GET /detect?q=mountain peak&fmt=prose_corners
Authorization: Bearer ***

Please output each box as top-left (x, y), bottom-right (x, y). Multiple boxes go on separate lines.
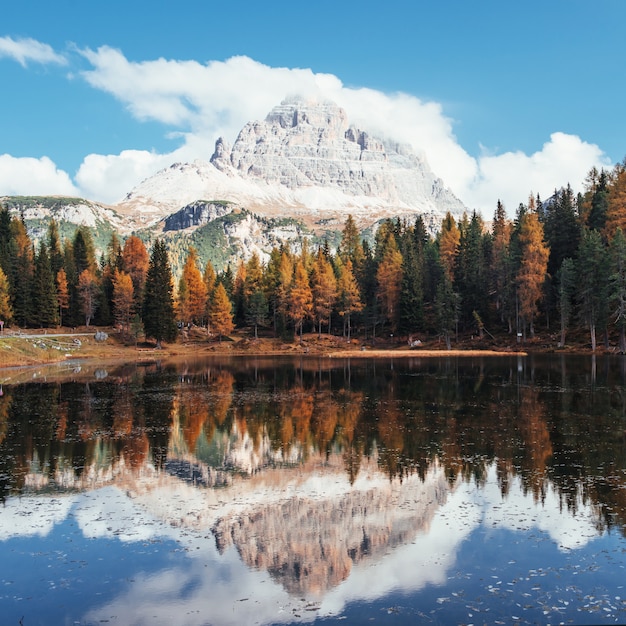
top-left (119, 99), bottom-right (466, 232)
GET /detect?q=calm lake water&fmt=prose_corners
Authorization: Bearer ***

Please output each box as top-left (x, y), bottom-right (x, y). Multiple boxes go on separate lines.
top-left (1, 354), bottom-right (625, 625)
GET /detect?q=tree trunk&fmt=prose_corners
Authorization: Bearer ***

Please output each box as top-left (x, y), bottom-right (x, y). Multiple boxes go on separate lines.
top-left (590, 322), bottom-right (597, 352)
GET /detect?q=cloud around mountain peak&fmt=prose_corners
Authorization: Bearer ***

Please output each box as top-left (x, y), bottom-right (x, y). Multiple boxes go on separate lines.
top-left (0, 43), bottom-right (612, 217)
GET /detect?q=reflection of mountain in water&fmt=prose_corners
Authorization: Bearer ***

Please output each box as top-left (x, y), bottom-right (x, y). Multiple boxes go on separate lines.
top-left (212, 467), bottom-right (448, 596)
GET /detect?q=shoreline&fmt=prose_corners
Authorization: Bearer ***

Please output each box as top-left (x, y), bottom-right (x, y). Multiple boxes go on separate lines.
top-left (0, 326), bottom-right (615, 372)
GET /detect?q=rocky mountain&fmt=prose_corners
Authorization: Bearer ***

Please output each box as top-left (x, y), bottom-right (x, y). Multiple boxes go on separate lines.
top-left (3, 98), bottom-right (468, 270)
top-left (116, 98), bottom-right (466, 233)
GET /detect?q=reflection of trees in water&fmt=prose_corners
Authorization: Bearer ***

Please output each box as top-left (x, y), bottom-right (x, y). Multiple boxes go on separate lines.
top-left (1, 356), bottom-right (625, 532)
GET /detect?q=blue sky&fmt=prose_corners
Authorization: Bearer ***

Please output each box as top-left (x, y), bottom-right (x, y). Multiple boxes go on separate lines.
top-left (0, 0), bottom-right (623, 214)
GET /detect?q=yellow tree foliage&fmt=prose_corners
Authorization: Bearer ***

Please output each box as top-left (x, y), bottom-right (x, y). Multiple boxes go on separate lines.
top-left (78, 268), bottom-right (99, 327)
top-left (112, 269), bottom-right (134, 332)
top-left (0, 266), bottom-right (13, 324)
top-left (516, 206), bottom-right (549, 337)
top-left (438, 212), bottom-right (460, 281)
top-left (287, 260), bottom-right (313, 340)
top-left (179, 247), bottom-right (207, 325)
top-left (376, 240), bottom-right (403, 332)
top-left (244, 252), bottom-right (264, 301)
top-left (311, 252), bottom-right (337, 336)
top-left (336, 258), bottom-right (363, 340)
top-left (121, 235), bottom-right (149, 303)
top-left (209, 282), bottom-right (234, 341)
top-left (604, 166), bottom-right (626, 240)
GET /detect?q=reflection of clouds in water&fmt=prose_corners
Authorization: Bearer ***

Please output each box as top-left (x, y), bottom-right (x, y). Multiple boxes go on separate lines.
top-left (477, 466), bottom-right (600, 551)
top-left (0, 495), bottom-right (73, 539)
top-left (73, 486), bottom-right (172, 543)
top-left (0, 463), bottom-right (607, 626)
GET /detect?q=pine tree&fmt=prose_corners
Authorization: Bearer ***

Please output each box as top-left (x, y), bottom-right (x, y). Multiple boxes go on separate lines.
top-left (576, 229), bottom-right (609, 351)
top-left (435, 274), bottom-right (460, 350)
top-left (72, 226), bottom-right (97, 275)
top-left (9, 218), bottom-right (34, 327)
top-left (142, 239), bottom-right (177, 347)
top-left (491, 201), bottom-right (512, 326)
top-left (33, 242), bottom-right (58, 327)
top-left (245, 289), bottom-right (268, 338)
top-left (556, 257), bottom-right (576, 347)
top-left (454, 211), bottom-right (490, 329)
top-left (398, 227), bottom-right (424, 334)
top-left (543, 186), bottom-right (581, 282)
top-left (609, 227), bottom-right (626, 352)
top-left (47, 219), bottom-right (64, 278)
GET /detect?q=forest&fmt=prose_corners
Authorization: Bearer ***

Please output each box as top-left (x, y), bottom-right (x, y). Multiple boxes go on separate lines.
top-left (0, 160), bottom-right (625, 351)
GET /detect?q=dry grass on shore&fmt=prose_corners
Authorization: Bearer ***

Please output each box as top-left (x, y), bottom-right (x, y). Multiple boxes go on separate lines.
top-left (0, 326), bottom-right (535, 371)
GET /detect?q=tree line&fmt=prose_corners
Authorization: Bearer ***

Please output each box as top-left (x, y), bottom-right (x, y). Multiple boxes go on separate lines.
top-left (0, 159), bottom-right (625, 350)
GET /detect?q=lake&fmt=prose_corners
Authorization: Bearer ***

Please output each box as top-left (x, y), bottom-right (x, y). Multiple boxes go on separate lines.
top-left (1, 354), bottom-right (625, 625)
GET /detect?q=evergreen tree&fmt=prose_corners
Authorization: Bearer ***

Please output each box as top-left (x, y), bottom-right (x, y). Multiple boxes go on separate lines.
top-left (33, 242), bottom-right (58, 327)
top-left (576, 229), bottom-right (609, 351)
top-left (398, 228), bottom-right (424, 334)
top-left (581, 167), bottom-right (610, 232)
top-left (0, 206), bottom-right (12, 278)
top-left (47, 219), bottom-right (64, 278)
top-left (245, 289), bottom-right (268, 339)
top-left (556, 257), bottom-right (576, 347)
top-left (435, 274), bottom-right (460, 350)
top-left (543, 186), bottom-right (581, 281)
top-left (491, 201), bottom-right (512, 325)
top-left (142, 239), bottom-right (177, 347)
top-left (609, 227), bottom-right (626, 352)
top-left (454, 211), bottom-right (490, 329)
top-left (72, 226), bottom-right (97, 275)
top-left (9, 218), bottom-right (34, 327)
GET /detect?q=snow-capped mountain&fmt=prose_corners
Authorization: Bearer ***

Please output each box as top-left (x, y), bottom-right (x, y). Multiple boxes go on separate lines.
top-left (116, 98), bottom-right (466, 232)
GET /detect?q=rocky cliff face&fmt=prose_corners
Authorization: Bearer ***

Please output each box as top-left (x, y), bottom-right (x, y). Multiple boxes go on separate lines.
top-left (118, 98), bottom-right (466, 233)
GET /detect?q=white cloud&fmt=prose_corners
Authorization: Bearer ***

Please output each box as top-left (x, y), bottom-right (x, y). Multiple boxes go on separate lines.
top-left (0, 36), bottom-right (66, 66)
top-left (463, 132), bottom-right (611, 216)
top-left (0, 45), bottom-right (610, 215)
top-left (75, 148), bottom-right (184, 204)
top-left (0, 154), bottom-right (79, 196)
top-left (75, 49), bottom-right (610, 215)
